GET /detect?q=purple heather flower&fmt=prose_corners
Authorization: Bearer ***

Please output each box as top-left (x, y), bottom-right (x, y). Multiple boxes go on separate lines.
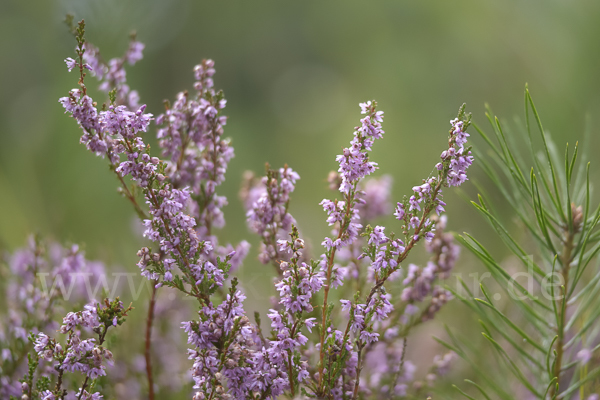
top-left (369, 226), bottom-right (388, 246)
top-left (394, 202), bottom-right (406, 220)
top-left (577, 348), bottom-right (593, 365)
top-left (246, 166), bottom-right (300, 265)
top-left (41, 391), bottom-right (56, 400)
top-left (77, 389), bottom-right (104, 400)
top-left (335, 102), bottom-right (385, 194)
top-left (65, 57), bottom-right (77, 71)
top-left (126, 41), bottom-right (145, 65)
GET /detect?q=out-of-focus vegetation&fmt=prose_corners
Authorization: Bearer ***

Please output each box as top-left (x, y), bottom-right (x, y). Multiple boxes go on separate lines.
top-left (1, 0), bottom-right (600, 396)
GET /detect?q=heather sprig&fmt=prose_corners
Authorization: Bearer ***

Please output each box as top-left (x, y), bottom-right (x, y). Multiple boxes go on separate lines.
top-left (56, 19), bottom-right (475, 400)
top-left (24, 298), bottom-right (131, 400)
top-left (310, 103), bottom-right (472, 399)
top-left (316, 101), bottom-right (386, 394)
top-left (244, 164), bottom-right (300, 270)
top-left (59, 21), bottom-right (235, 305)
top-left (0, 237), bottom-right (106, 398)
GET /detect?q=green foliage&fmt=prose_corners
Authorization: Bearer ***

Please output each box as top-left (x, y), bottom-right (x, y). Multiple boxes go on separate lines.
top-left (442, 88), bottom-right (600, 399)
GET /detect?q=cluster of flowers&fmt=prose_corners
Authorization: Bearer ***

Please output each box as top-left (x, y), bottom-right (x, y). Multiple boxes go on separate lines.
top-left (182, 279), bottom-right (256, 399)
top-left (59, 21), bottom-right (245, 302)
top-left (155, 59), bottom-right (249, 273)
top-left (182, 228), bottom-right (322, 399)
top-left (363, 340), bottom-right (456, 398)
top-left (65, 32), bottom-right (144, 109)
top-left (244, 165), bottom-right (300, 267)
top-left (309, 104), bottom-right (472, 398)
top-left (0, 237), bottom-right (105, 398)
top-left (441, 118), bottom-right (473, 187)
top-left (255, 227), bottom-right (321, 396)
top-left (400, 216), bottom-right (457, 322)
top-left (331, 175), bottom-right (399, 285)
top-left (318, 164), bottom-right (463, 398)
top-left (52, 20), bottom-right (475, 399)
top-left (27, 298), bottom-right (131, 400)
top-left (96, 291), bottom-right (194, 399)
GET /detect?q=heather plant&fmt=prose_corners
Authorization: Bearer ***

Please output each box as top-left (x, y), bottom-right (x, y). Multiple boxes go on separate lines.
top-left (1, 18), bottom-right (475, 400)
top-left (442, 90), bottom-right (600, 399)
top-left (0, 237), bottom-right (109, 398)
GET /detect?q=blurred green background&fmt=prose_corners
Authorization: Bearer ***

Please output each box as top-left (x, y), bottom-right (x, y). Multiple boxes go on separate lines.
top-left (1, 0), bottom-right (600, 394)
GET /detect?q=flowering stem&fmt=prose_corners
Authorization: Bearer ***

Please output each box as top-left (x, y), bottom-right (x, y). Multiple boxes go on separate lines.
top-left (396, 180), bottom-right (444, 266)
top-left (346, 179), bottom-right (445, 395)
top-left (287, 319), bottom-right (300, 397)
top-left (77, 321), bottom-right (110, 400)
top-left (175, 121), bottom-right (193, 175)
top-left (145, 282), bottom-right (158, 400)
top-left (147, 188), bottom-right (208, 304)
top-left (95, 129), bottom-right (149, 220)
top-left (206, 295), bottom-right (241, 400)
top-left (318, 187), bottom-right (356, 391)
top-left (198, 117), bottom-right (222, 236)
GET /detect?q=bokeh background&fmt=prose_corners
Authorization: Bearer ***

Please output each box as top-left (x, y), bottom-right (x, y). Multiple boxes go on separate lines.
top-left (1, 0), bottom-right (600, 396)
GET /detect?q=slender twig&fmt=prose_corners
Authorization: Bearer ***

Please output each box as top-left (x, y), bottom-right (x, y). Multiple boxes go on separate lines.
top-left (551, 228), bottom-right (574, 397)
top-left (392, 338), bottom-right (408, 389)
top-left (351, 342), bottom-right (365, 400)
top-left (95, 129), bottom-right (149, 221)
top-left (145, 282), bottom-right (158, 400)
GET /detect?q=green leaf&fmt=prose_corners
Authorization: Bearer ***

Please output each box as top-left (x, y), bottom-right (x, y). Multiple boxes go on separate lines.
top-left (475, 297), bottom-right (545, 353)
top-left (568, 141), bottom-right (578, 186)
top-left (458, 233), bottom-right (553, 317)
top-left (565, 143), bottom-right (573, 233)
top-left (530, 170), bottom-right (559, 256)
top-left (472, 122), bottom-right (502, 160)
top-left (452, 385), bottom-right (477, 400)
top-left (471, 196), bottom-right (545, 276)
top-left (526, 88), bottom-right (566, 224)
top-left (481, 333), bottom-right (543, 397)
top-left (434, 334), bottom-right (512, 400)
top-left (464, 379), bottom-right (493, 400)
top-left (447, 279), bottom-right (543, 369)
top-left (557, 365), bottom-right (600, 399)
top-left (572, 163), bottom-right (591, 259)
top-left (546, 335), bottom-right (558, 379)
top-left (477, 318), bottom-right (543, 369)
top-left (569, 209), bottom-right (600, 296)
top-left (475, 155), bottom-right (549, 252)
top-left (543, 377), bottom-right (558, 400)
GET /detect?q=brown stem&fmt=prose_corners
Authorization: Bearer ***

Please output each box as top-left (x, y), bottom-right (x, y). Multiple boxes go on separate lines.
top-left (115, 170), bottom-right (149, 220)
top-left (551, 229), bottom-right (574, 396)
top-left (96, 129), bottom-right (148, 220)
top-left (54, 369), bottom-right (65, 399)
top-left (145, 283), bottom-right (158, 400)
top-left (392, 338), bottom-right (408, 389)
top-left (351, 342), bottom-right (365, 400)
